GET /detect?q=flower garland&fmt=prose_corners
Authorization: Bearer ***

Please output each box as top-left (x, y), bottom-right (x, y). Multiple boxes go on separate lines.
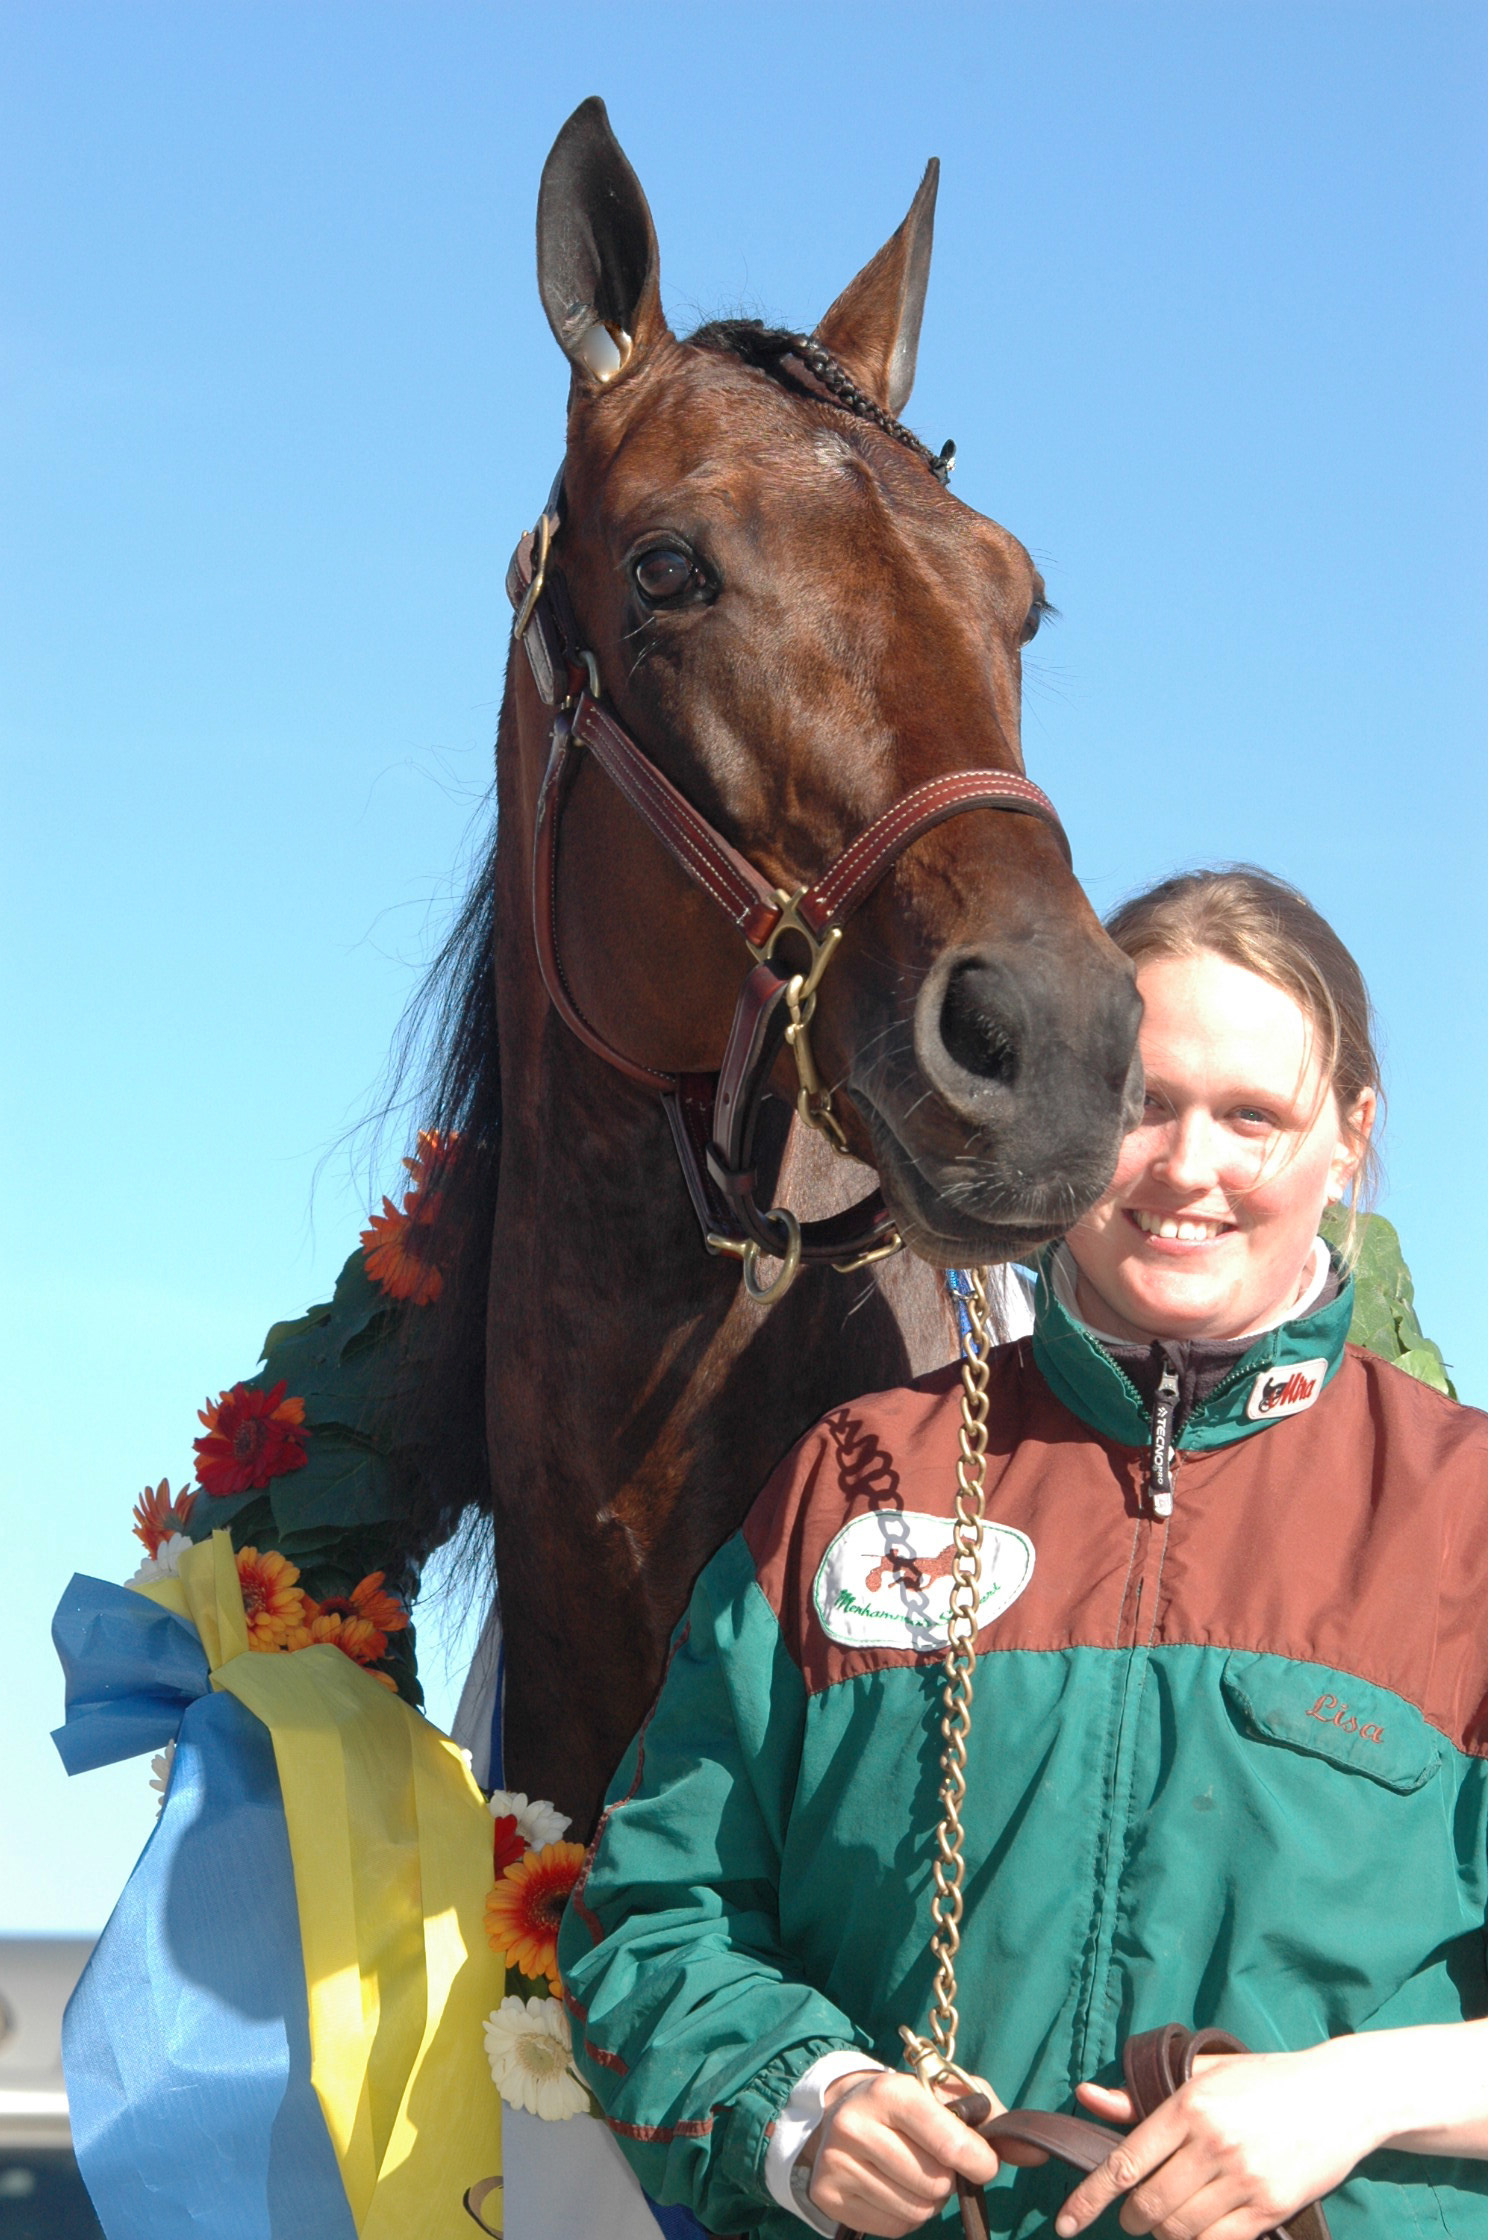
top-left (116, 1128), bottom-right (592, 2124)
top-left (119, 1132), bottom-right (461, 1705)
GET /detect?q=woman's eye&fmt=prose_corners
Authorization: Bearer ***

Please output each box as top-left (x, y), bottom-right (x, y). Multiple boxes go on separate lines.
top-left (633, 546), bottom-right (697, 604)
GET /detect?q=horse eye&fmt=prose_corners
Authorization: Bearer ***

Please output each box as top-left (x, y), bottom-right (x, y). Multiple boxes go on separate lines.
top-left (633, 546), bottom-right (696, 603)
top-left (1020, 598), bottom-right (1045, 646)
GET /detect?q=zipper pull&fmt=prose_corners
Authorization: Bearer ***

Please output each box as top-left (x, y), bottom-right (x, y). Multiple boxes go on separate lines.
top-left (1149, 1363), bottom-right (1179, 1518)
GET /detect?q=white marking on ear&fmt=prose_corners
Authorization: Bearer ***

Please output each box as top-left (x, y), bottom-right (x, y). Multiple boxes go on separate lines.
top-left (576, 322), bottom-right (632, 383)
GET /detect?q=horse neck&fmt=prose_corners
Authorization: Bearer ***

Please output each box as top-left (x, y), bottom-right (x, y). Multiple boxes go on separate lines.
top-left (484, 667), bottom-right (953, 1827)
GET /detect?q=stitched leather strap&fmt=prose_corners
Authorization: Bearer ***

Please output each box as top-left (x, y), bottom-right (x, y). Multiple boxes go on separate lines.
top-left (571, 694), bottom-right (783, 946)
top-left (799, 767), bottom-right (1068, 935)
top-left (531, 714), bottom-right (677, 1092)
top-left (971, 2027), bottom-right (1332, 2240)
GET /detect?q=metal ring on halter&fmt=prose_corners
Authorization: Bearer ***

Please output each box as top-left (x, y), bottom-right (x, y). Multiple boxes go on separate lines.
top-left (739, 1208), bottom-right (803, 1303)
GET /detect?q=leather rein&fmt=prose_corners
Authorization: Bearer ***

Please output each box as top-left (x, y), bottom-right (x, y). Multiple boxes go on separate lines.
top-left (506, 479), bottom-right (1070, 1305)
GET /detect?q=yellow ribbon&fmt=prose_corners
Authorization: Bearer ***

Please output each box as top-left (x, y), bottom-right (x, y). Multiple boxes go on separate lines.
top-left (135, 1533), bottom-right (502, 2233)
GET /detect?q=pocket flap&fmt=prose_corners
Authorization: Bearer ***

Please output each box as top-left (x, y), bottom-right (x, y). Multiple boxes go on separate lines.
top-left (1221, 1654), bottom-right (1441, 1794)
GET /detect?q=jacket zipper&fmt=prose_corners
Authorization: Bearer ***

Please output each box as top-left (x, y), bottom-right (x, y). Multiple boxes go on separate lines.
top-left (1148, 1363), bottom-right (1180, 1518)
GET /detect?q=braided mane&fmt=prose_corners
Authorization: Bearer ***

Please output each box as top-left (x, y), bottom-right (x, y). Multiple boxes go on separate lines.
top-left (689, 320), bottom-right (955, 485)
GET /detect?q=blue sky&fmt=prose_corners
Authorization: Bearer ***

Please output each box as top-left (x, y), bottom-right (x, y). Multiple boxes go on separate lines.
top-left (4, 2), bottom-right (1484, 1930)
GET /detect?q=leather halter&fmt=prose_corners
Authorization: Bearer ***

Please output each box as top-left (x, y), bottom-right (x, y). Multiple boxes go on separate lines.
top-left (505, 482), bottom-right (1070, 1303)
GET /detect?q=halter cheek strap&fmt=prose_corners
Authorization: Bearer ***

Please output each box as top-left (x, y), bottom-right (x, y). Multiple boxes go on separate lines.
top-left (506, 486), bottom-right (1069, 1303)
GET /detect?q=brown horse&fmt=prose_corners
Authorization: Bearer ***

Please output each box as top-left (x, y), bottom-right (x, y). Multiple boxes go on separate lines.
top-left (403, 98), bottom-right (1141, 1836)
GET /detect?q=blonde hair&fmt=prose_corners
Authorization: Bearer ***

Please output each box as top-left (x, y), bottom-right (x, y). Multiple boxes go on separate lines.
top-left (1105, 866), bottom-right (1382, 1253)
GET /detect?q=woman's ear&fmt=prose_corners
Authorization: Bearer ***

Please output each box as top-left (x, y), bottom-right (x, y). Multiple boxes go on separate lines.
top-left (1327, 1086), bottom-right (1377, 1201)
top-left (536, 96), bottom-right (667, 389)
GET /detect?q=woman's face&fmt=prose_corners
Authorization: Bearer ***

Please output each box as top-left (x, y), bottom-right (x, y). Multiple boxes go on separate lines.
top-left (1065, 950), bottom-right (1373, 1343)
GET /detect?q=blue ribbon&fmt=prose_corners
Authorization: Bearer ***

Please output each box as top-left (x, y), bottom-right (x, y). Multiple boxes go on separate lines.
top-left (52, 1577), bottom-right (355, 2240)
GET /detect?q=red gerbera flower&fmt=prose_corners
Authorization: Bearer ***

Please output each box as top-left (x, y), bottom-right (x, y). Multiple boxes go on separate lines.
top-left (131, 1478), bottom-right (199, 1555)
top-left (491, 1814), bottom-right (526, 1876)
top-left (194, 1379), bottom-right (309, 1498)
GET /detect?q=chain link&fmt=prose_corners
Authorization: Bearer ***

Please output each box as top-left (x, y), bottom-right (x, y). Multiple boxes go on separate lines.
top-left (899, 1266), bottom-right (995, 2092)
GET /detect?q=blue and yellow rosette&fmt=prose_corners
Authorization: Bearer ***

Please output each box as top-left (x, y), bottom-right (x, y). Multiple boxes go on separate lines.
top-left (52, 1531), bottom-right (503, 2239)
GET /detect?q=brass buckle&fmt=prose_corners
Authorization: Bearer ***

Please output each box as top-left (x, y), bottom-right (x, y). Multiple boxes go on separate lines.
top-left (750, 888), bottom-right (849, 1155)
top-left (511, 510), bottom-right (552, 644)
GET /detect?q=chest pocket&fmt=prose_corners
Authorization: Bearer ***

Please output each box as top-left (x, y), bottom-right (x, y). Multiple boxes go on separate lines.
top-left (1221, 1653), bottom-right (1441, 1795)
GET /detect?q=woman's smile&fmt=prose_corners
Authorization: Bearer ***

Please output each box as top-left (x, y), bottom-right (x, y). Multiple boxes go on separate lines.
top-left (1123, 1208), bottom-right (1236, 1245)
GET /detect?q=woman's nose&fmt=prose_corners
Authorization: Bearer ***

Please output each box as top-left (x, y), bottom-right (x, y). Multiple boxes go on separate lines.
top-left (1153, 1111), bottom-right (1219, 1190)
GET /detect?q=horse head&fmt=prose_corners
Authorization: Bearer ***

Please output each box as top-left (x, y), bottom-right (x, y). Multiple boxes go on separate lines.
top-left (525, 98), bottom-right (1141, 1272)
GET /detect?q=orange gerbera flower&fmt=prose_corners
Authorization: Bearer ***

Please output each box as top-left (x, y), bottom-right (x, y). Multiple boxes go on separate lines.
top-left (194, 1380), bottom-right (308, 1498)
top-left (304, 1607), bottom-right (388, 1665)
top-left (360, 1190), bottom-right (443, 1305)
top-left (131, 1478), bottom-right (199, 1555)
top-left (483, 1842), bottom-right (587, 1990)
top-left (402, 1129), bottom-right (460, 1196)
top-left (312, 1571), bottom-right (409, 1638)
top-left (360, 1130), bottom-right (462, 1304)
top-left (236, 1547), bottom-right (307, 1650)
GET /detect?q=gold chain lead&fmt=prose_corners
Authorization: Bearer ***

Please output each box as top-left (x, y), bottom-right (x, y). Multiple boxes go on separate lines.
top-left (900, 1266), bottom-right (994, 2092)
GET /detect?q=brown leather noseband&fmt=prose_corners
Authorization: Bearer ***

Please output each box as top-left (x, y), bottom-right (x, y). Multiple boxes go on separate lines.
top-left (506, 481), bottom-right (1070, 1304)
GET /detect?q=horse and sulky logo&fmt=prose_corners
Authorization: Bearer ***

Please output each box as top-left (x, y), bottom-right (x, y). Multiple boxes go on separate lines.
top-left (813, 1508), bottom-right (1035, 1651)
top-left (1244, 1356), bottom-right (1329, 1423)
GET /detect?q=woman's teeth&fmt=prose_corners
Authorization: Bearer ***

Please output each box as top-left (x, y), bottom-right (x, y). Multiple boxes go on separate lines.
top-left (1131, 1211), bottom-right (1228, 1242)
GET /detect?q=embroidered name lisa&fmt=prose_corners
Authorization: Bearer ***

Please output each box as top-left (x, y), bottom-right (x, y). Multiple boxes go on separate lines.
top-left (1307, 1691), bottom-right (1384, 1744)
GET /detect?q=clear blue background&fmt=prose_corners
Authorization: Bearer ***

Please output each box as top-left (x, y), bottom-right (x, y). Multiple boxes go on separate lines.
top-left (4, 2), bottom-right (1483, 1930)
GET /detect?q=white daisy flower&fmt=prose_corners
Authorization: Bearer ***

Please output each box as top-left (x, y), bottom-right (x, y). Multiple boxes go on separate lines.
top-left (149, 1740), bottom-right (176, 1817)
top-left (127, 1532), bottom-right (189, 1587)
top-left (487, 1788), bottom-right (572, 1849)
top-left (482, 1995), bottom-right (590, 2121)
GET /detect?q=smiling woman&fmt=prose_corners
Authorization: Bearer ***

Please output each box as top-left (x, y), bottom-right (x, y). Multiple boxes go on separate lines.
top-left (557, 863), bottom-right (1488, 2240)
top-left (1066, 866), bottom-right (1383, 1344)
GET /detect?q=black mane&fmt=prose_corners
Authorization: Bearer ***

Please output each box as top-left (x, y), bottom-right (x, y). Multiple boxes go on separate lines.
top-left (382, 804), bottom-right (503, 1567)
top-left (689, 318), bottom-right (954, 483)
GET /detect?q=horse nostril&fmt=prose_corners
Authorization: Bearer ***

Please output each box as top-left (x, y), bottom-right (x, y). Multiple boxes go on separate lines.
top-left (939, 961), bottom-right (1020, 1088)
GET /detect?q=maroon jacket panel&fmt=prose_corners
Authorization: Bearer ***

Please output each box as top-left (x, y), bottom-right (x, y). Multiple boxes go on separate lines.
top-left (740, 1343), bottom-right (1488, 1753)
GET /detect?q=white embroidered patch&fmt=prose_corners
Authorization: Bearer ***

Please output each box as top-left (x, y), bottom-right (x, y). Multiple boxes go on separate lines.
top-left (812, 1508), bottom-right (1035, 1652)
top-left (1244, 1358), bottom-right (1329, 1422)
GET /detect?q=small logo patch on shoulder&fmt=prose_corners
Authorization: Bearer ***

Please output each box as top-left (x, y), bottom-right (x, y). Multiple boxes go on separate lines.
top-left (1245, 1357), bottom-right (1329, 1422)
top-left (812, 1509), bottom-right (1035, 1652)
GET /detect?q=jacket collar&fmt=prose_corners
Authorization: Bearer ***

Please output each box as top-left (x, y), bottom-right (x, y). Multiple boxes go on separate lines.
top-left (1030, 1245), bottom-right (1355, 1453)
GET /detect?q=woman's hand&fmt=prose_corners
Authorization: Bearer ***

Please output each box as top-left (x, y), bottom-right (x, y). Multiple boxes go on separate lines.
top-left (1053, 2043), bottom-right (1384, 2238)
top-left (800, 2068), bottom-right (1008, 2237)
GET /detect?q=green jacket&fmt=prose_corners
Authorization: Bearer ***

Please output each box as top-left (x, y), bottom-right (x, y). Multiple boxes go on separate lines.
top-left (559, 1262), bottom-right (1488, 2236)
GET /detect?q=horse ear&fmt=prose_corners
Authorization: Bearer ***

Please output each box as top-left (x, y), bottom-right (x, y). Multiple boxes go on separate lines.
top-left (812, 160), bottom-right (939, 418)
top-left (537, 96), bottom-right (665, 388)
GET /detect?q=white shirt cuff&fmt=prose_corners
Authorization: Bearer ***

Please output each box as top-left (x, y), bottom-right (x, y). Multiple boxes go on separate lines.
top-left (763, 2049), bottom-right (887, 2234)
